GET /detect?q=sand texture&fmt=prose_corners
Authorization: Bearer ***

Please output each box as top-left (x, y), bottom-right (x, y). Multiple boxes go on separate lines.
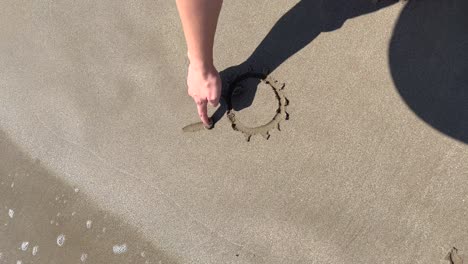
top-left (1, 0), bottom-right (467, 263)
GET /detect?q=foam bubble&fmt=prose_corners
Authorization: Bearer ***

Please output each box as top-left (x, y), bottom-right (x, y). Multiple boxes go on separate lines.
top-left (86, 220), bottom-right (92, 229)
top-left (32, 245), bottom-right (39, 256)
top-left (11, 182), bottom-right (14, 188)
top-left (80, 253), bottom-right (88, 262)
top-left (16, 261), bottom-right (22, 264)
top-left (56, 234), bottom-right (66, 247)
top-left (74, 188), bottom-right (80, 193)
top-left (112, 244), bottom-right (127, 254)
top-left (20, 242), bottom-right (29, 251)
top-left (8, 209), bottom-right (14, 218)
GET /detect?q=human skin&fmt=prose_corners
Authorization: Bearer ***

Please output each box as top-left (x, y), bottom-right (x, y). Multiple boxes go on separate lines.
top-left (175, 0), bottom-right (223, 126)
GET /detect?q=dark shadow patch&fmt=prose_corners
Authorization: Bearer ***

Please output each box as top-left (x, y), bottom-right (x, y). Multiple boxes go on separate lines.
top-left (389, 0), bottom-right (468, 143)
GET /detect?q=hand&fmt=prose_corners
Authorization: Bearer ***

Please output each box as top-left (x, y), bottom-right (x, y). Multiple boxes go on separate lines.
top-left (186, 62), bottom-right (221, 126)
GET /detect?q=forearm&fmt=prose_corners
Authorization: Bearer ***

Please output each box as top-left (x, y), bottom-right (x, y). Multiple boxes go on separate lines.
top-left (176, 0), bottom-right (223, 67)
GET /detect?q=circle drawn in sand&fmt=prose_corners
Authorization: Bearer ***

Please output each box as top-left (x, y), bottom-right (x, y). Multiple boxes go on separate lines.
top-left (227, 71), bottom-right (289, 142)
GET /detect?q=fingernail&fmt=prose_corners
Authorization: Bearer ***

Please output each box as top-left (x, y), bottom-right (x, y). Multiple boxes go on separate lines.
top-left (204, 118), bottom-right (214, 130)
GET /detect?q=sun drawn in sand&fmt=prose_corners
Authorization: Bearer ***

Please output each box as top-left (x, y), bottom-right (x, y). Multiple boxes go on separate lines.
top-left (183, 69), bottom-right (290, 142)
top-left (226, 70), bottom-right (289, 142)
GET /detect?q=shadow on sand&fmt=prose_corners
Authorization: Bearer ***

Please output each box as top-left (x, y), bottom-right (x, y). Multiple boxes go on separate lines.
top-left (214, 0), bottom-right (468, 145)
top-left (212, 0), bottom-right (398, 124)
top-left (389, 0), bottom-right (468, 144)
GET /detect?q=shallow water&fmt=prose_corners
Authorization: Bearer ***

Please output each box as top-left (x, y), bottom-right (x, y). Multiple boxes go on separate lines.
top-left (0, 132), bottom-right (176, 264)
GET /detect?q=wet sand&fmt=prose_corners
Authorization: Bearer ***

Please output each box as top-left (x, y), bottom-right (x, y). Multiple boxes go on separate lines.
top-left (1, 0), bottom-right (468, 263)
top-left (0, 131), bottom-right (175, 263)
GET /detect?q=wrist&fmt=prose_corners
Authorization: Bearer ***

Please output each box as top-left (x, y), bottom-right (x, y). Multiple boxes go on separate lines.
top-left (187, 52), bottom-right (214, 70)
top-left (188, 60), bottom-right (215, 74)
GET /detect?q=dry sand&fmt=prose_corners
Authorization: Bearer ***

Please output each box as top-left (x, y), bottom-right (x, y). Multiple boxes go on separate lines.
top-left (1, 0), bottom-right (467, 263)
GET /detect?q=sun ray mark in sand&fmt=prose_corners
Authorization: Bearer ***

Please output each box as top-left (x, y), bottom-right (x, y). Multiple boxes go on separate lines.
top-left (446, 247), bottom-right (464, 264)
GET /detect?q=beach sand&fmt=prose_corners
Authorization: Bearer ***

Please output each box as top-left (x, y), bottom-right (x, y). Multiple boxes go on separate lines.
top-left (1, 0), bottom-right (467, 263)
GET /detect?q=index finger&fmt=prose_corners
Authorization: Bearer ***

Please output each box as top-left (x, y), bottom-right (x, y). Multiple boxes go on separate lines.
top-left (196, 99), bottom-right (210, 126)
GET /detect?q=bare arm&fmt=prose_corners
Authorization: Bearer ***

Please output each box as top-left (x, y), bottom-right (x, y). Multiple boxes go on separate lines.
top-left (176, 0), bottom-right (223, 126)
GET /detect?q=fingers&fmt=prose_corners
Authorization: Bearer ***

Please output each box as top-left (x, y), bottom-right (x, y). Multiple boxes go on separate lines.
top-left (186, 66), bottom-right (221, 125)
top-left (207, 80), bottom-right (221, 107)
top-left (195, 98), bottom-right (210, 126)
